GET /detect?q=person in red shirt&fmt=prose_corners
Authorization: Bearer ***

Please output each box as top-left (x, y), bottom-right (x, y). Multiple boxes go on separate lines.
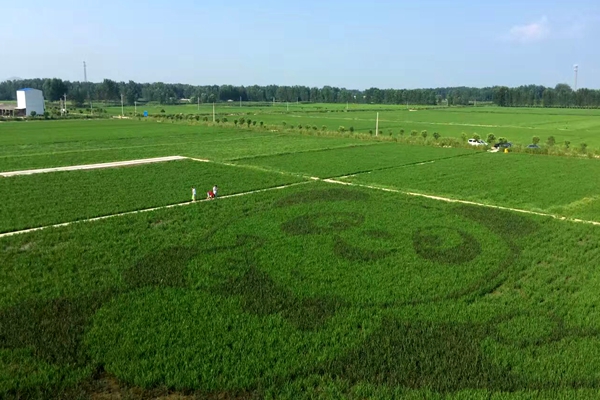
top-left (206, 190), bottom-right (214, 200)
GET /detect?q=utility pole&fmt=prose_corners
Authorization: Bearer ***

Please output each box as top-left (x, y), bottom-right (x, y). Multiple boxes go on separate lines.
top-left (83, 61), bottom-right (92, 115)
top-left (375, 112), bottom-right (379, 136)
top-left (574, 64), bottom-right (579, 91)
top-left (197, 95), bottom-right (200, 111)
top-left (64, 94), bottom-right (67, 115)
top-left (273, 97), bottom-right (275, 107)
top-left (134, 101), bottom-right (137, 115)
top-left (121, 94), bottom-right (124, 117)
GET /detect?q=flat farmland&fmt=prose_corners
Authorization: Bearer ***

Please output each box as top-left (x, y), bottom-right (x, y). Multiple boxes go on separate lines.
top-left (0, 119), bottom-right (371, 171)
top-left (342, 152), bottom-right (600, 221)
top-left (258, 107), bottom-right (600, 148)
top-left (239, 142), bottom-right (474, 178)
top-left (2, 182), bottom-right (600, 398)
top-left (0, 159), bottom-right (304, 233)
top-left (2, 118), bottom-right (600, 398)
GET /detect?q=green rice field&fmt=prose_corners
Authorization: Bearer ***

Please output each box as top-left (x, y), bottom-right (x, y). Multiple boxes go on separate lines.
top-left (98, 102), bottom-right (600, 148)
top-left (2, 115), bottom-right (600, 399)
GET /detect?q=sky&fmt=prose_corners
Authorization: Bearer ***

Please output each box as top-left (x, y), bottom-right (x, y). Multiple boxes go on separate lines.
top-left (3, 0), bottom-right (599, 89)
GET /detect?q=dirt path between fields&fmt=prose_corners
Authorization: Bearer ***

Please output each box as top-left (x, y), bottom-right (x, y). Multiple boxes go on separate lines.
top-left (322, 179), bottom-right (600, 227)
top-left (0, 156), bottom-right (187, 177)
top-left (2, 155), bottom-right (599, 239)
top-left (0, 181), bottom-right (311, 239)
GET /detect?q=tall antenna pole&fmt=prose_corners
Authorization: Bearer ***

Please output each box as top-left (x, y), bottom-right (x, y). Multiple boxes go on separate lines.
top-left (574, 64), bottom-right (579, 91)
top-left (375, 112), bottom-right (379, 136)
top-left (84, 61), bottom-right (93, 114)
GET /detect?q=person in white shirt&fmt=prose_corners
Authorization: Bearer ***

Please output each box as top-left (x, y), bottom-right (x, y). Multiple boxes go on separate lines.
top-left (212, 185), bottom-right (218, 198)
top-left (192, 187), bottom-right (197, 202)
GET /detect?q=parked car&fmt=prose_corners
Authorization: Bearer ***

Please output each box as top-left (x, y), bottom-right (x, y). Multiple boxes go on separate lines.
top-left (493, 142), bottom-right (512, 149)
top-left (527, 144), bottom-right (540, 149)
top-left (468, 138), bottom-right (488, 146)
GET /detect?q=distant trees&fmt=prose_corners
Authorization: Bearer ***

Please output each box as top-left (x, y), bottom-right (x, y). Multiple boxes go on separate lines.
top-left (43, 78), bottom-right (68, 101)
top-left (70, 89), bottom-right (86, 108)
top-left (1, 78), bottom-right (600, 108)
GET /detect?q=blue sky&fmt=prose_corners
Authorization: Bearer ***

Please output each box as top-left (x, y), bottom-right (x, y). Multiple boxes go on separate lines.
top-left (3, 0), bottom-right (599, 89)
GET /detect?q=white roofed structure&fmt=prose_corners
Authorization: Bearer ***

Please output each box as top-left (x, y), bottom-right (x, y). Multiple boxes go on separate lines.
top-left (17, 88), bottom-right (45, 116)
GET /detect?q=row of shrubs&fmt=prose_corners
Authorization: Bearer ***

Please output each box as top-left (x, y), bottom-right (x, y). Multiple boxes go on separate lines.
top-left (167, 118), bottom-right (597, 158)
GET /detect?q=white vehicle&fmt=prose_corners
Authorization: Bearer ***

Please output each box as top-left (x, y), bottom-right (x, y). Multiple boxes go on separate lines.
top-left (468, 138), bottom-right (488, 146)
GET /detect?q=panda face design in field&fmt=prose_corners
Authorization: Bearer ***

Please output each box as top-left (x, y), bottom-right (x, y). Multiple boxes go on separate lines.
top-left (252, 187), bottom-right (519, 306)
top-left (86, 186), bottom-right (600, 392)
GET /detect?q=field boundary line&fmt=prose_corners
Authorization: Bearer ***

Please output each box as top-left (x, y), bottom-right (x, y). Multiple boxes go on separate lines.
top-left (322, 179), bottom-right (600, 227)
top-left (0, 156), bottom-right (187, 177)
top-left (186, 157), bottom-right (317, 180)
top-left (227, 142), bottom-right (386, 162)
top-left (0, 181), bottom-right (312, 239)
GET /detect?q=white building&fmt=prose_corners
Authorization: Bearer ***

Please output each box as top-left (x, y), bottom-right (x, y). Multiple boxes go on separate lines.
top-left (16, 88), bottom-right (45, 116)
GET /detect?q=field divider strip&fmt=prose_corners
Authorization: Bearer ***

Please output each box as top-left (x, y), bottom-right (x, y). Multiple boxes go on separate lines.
top-left (0, 156), bottom-right (187, 177)
top-left (0, 181), bottom-right (313, 239)
top-left (321, 179), bottom-right (600, 227)
top-left (320, 151), bottom-right (484, 180)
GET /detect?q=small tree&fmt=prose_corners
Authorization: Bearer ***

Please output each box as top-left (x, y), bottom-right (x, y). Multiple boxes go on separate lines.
top-left (547, 136), bottom-right (556, 147)
top-left (379, 130), bottom-right (383, 136)
top-left (487, 133), bottom-right (496, 144)
top-left (298, 124), bottom-right (303, 129)
top-left (339, 126), bottom-right (346, 133)
top-left (239, 117), bottom-right (245, 125)
top-left (234, 119), bottom-right (238, 126)
top-left (260, 121), bottom-right (264, 127)
top-left (461, 132), bottom-right (468, 143)
top-left (252, 120), bottom-right (257, 126)
top-left (421, 130), bottom-right (428, 139)
top-left (564, 140), bottom-right (571, 149)
top-left (580, 143), bottom-right (588, 153)
top-left (497, 137), bottom-right (507, 144)
top-left (349, 126), bottom-right (354, 133)
top-left (247, 119), bottom-right (252, 127)
top-left (532, 136), bottom-right (540, 145)
top-left (473, 133), bottom-right (481, 141)
top-left (223, 117), bottom-right (228, 123)
top-left (388, 130), bottom-right (393, 137)
top-left (369, 130), bottom-right (373, 135)
top-left (282, 121), bottom-right (287, 127)
top-left (433, 132), bottom-right (441, 140)
top-left (203, 116), bottom-right (209, 122)
top-left (215, 118), bottom-right (220, 123)
top-left (160, 109), bottom-right (165, 113)
top-left (312, 125), bottom-right (317, 130)
top-left (411, 130), bottom-right (418, 137)
top-left (322, 125), bottom-right (327, 131)
top-left (30, 111), bottom-right (37, 118)
top-left (400, 129), bottom-right (405, 136)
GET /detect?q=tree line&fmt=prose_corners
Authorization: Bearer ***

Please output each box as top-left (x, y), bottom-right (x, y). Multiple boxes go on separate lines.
top-left (1, 78), bottom-right (599, 108)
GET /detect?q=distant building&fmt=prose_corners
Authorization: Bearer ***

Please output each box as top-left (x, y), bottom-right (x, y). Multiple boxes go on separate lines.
top-left (16, 88), bottom-right (45, 116)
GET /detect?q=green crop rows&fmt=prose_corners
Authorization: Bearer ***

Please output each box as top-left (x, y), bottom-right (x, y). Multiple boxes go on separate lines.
top-left (0, 160), bottom-right (304, 233)
top-left (2, 182), bottom-right (600, 398)
top-left (2, 116), bottom-right (600, 398)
